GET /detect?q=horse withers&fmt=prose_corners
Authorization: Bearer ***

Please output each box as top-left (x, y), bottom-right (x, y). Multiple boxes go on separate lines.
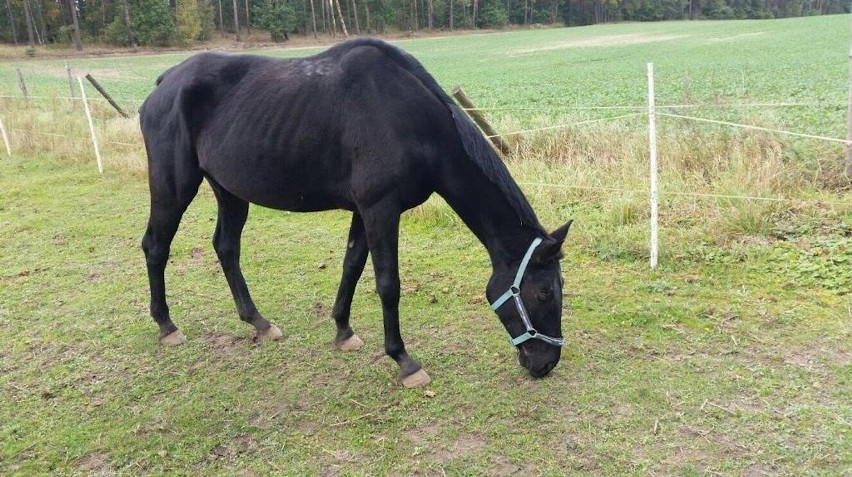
top-left (139, 38), bottom-right (572, 387)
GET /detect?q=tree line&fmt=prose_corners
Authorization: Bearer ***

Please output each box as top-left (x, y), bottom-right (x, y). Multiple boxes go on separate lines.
top-left (1, 0), bottom-right (847, 49)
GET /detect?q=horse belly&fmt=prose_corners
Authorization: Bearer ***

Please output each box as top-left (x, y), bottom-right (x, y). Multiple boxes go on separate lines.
top-left (201, 154), bottom-right (353, 212)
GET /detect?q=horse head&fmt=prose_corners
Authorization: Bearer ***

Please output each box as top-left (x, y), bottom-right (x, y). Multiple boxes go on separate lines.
top-left (487, 220), bottom-right (572, 378)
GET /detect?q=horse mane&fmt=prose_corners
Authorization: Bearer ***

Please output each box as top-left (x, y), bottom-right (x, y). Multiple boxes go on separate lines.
top-left (327, 39), bottom-right (543, 230)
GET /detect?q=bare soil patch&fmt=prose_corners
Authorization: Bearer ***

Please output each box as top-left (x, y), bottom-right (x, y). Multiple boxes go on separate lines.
top-left (432, 434), bottom-right (487, 464)
top-left (76, 453), bottom-right (113, 474)
top-left (202, 332), bottom-right (245, 357)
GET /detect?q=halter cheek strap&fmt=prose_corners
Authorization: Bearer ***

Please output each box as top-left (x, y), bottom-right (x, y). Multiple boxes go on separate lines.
top-left (489, 237), bottom-right (566, 348)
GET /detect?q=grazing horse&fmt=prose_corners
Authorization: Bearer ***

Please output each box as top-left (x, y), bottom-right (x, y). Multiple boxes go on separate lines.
top-left (140, 38), bottom-right (572, 388)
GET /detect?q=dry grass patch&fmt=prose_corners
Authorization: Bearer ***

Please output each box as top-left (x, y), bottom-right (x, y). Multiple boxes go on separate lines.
top-left (510, 34), bottom-right (687, 55)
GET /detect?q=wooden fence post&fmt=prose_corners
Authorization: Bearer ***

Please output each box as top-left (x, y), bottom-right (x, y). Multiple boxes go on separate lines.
top-left (451, 86), bottom-right (511, 155)
top-left (15, 68), bottom-right (28, 102)
top-left (84, 74), bottom-right (130, 118)
top-left (65, 61), bottom-right (75, 100)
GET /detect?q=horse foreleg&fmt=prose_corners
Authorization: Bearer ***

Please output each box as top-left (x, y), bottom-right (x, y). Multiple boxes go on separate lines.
top-left (332, 213), bottom-right (368, 351)
top-left (361, 205), bottom-right (431, 388)
top-left (209, 182), bottom-right (281, 342)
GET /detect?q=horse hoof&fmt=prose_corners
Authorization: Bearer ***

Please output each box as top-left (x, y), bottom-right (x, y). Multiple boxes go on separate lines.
top-left (159, 330), bottom-right (186, 346)
top-left (257, 324), bottom-right (283, 341)
top-left (401, 369), bottom-right (431, 388)
top-left (336, 334), bottom-right (364, 351)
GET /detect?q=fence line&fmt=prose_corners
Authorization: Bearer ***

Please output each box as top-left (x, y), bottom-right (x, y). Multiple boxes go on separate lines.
top-left (659, 112), bottom-right (850, 145)
top-left (662, 190), bottom-right (788, 203)
top-left (0, 94), bottom-right (145, 104)
top-left (462, 101), bottom-right (847, 113)
top-left (3, 95), bottom-right (846, 162)
top-left (5, 101), bottom-right (845, 152)
top-left (2, 69), bottom-right (850, 271)
top-left (3, 98), bottom-right (846, 178)
top-left (518, 181), bottom-right (642, 194)
top-left (10, 127), bottom-right (140, 148)
top-left (0, 92), bottom-right (847, 163)
top-left (518, 181), bottom-right (850, 206)
top-left (0, 93), bottom-right (843, 112)
top-left (485, 112), bottom-right (646, 138)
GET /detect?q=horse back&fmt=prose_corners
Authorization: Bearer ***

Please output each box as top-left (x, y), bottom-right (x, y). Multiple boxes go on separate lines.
top-left (141, 43), bottom-right (463, 212)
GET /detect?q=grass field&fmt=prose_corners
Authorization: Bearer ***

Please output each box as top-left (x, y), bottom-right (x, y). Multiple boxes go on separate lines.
top-left (1, 16), bottom-right (851, 476)
top-left (2, 16), bottom-right (850, 133)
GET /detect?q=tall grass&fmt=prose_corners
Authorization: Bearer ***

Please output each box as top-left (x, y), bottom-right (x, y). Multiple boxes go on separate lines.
top-left (4, 96), bottom-right (848, 248)
top-left (1, 97), bottom-right (145, 176)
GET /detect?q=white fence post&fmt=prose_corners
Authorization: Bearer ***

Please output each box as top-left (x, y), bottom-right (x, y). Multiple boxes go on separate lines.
top-left (77, 76), bottom-right (103, 175)
top-left (0, 117), bottom-right (11, 157)
top-left (846, 10), bottom-right (852, 178)
top-left (647, 63), bottom-right (659, 269)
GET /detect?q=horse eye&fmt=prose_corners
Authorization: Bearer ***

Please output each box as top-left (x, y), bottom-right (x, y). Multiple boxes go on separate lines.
top-left (536, 288), bottom-right (553, 302)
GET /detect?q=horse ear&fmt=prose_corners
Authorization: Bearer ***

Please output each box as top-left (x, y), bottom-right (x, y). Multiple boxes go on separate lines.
top-left (550, 219), bottom-right (573, 242)
top-left (533, 220), bottom-right (573, 263)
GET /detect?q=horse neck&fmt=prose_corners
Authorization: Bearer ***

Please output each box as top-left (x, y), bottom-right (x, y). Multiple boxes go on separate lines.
top-left (435, 160), bottom-right (543, 267)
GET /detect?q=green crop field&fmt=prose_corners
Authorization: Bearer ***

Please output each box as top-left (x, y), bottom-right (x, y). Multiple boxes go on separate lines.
top-left (1, 16), bottom-right (851, 476)
top-left (2, 15), bottom-right (850, 133)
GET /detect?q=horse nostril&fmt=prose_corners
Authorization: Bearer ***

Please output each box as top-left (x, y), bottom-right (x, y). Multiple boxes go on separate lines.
top-left (528, 361), bottom-right (557, 378)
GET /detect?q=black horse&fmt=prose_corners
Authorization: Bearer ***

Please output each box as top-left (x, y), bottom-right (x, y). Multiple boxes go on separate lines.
top-left (140, 38), bottom-right (572, 388)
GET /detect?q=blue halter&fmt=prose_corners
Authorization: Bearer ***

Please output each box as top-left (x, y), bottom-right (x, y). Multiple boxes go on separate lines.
top-left (490, 237), bottom-right (566, 347)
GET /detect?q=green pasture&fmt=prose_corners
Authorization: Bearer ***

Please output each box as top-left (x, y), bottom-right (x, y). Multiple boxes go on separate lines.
top-left (1, 15), bottom-right (850, 134)
top-left (2, 153), bottom-right (850, 475)
top-left (1, 15), bottom-right (851, 476)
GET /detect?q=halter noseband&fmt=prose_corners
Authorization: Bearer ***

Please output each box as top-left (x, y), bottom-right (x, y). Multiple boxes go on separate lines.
top-left (489, 237), bottom-right (566, 348)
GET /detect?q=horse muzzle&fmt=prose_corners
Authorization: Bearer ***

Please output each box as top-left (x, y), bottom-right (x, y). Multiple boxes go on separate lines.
top-left (518, 345), bottom-right (561, 378)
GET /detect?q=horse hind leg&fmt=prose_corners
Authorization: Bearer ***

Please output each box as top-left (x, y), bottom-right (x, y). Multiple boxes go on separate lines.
top-left (142, 166), bottom-right (203, 346)
top-left (332, 213), bottom-right (369, 351)
top-left (207, 181), bottom-right (281, 342)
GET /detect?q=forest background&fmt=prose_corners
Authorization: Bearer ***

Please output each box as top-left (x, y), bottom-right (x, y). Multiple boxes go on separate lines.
top-left (2, 0), bottom-right (850, 52)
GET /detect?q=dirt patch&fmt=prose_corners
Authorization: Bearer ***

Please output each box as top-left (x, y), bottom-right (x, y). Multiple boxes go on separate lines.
top-left (317, 449), bottom-right (361, 477)
top-left (0, 268), bottom-right (46, 284)
top-left (249, 401), bottom-right (293, 429)
top-left (407, 425), bottom-right (487, 464)
top-left (743, 463), bottom-right (778, 476)
top-left (311, 302), bottom-right (328, 320)
top-left (405, 421), bottom-right (441, 447)
top-left (490, 458), bottom-right (531, 476)
top-left (432, 434), bottom-right (487, 464)
top-left (668, 424), bottom-right (755, 474)
top-left (511, 34), bottom-right (685, 55)
top-left (207, 435), bottom-right (256, 463)
top-left (784, 346), bottom-right (851, 371)
top-left (203, 332), bottom-right (245, 357)
top-left (190, 246), bottom-right (205, 261)
top-left (77, 453), bottom-right (113, 474)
